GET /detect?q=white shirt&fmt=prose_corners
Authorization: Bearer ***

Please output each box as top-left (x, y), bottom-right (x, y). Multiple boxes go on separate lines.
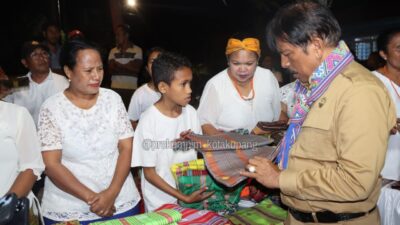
top-left (38, 88), bottom-right (140, 221)
top-left (4, 71), bottom-right (69, 126)
top-left (108, 45), bottom-right (143, 89)
top-left (132, 104), bottom-right (201, 211)
top-left (373, 71), bottom-right (400, 181)
top-left (0, 101), bottom-right (44, 203)
top-left (127, 83), bottom-right (161, 122)
top-left (197, 66), bottom-right (281, 132)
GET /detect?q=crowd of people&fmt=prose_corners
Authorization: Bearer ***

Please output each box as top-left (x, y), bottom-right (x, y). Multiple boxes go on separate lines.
top-left (1, 1), bottom-right (400, 225)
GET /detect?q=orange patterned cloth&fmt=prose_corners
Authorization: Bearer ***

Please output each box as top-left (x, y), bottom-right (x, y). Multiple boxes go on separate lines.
top-left (225, 38), bottom-right (261, 56)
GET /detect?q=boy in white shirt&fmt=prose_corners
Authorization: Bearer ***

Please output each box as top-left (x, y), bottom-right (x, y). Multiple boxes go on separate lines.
top-left (132, 51), bottom-right (213, 211)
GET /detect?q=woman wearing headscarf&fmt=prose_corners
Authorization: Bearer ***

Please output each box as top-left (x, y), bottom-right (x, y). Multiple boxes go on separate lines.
top-left (197, 35), bottom-right (281, 135)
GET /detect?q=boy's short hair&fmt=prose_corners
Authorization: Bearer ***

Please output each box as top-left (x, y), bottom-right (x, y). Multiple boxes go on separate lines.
top-left (152, 51), bottom-right (192, 90)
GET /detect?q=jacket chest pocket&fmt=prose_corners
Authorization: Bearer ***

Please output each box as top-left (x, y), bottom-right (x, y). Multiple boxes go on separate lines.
top-left (292, 103), bottom-right (338, 161)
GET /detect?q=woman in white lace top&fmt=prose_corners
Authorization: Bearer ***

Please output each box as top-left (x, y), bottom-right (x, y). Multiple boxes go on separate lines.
top-left (38, 40), bottom-right (140, 225)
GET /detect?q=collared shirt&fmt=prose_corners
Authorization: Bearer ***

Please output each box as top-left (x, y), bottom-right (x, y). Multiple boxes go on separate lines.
top-left (279, 61), bottom-right (396, 214)
top-left (3, 71), bottom-right (69, 126)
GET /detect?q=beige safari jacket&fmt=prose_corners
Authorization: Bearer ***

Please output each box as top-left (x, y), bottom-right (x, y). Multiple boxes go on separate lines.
top-left (280, 61), bottom-right (396, 214)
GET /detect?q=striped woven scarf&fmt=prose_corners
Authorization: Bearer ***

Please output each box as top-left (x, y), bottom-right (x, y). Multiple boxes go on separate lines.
top-left (276, 41), bottom-right (354, 169)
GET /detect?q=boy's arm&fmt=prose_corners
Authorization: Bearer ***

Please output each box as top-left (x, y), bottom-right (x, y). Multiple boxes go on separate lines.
top-left (143, 167), bottom-right (213, 203)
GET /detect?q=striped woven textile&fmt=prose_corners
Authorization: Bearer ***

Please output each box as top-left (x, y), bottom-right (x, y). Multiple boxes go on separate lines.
top-left (89, 209), bottom-right (182, 225)
top-left (171, 159), bottom-right (243, 214)
top-left (156, 204), bottom-right (230, 225)
top-left (174, 132), bottom-right (277, 187)
top-left (226, 198), bottom-right (287, 225)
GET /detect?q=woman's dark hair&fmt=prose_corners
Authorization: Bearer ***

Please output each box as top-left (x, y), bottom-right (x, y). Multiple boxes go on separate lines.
top-left (377, 28), bottom-right (400, 53)
top-left (266, 1), bottom-right (341, 53)
top-left (152, 51), bottom-right (191, 90)
top-left (59, 39), bottom-right (101, 69)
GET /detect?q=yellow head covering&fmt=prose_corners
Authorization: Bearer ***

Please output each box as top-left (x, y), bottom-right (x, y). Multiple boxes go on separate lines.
top-left (225, 38), bottom-right (261, 57)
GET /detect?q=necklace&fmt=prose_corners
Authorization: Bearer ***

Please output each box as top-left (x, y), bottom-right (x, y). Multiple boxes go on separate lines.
top-left (229, 75), bottom-right (255, 101)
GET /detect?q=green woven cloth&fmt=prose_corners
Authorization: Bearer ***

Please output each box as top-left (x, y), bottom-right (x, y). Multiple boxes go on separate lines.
top-left (226, 198), bottom-right (287, 225)
top-left (171, 159), bottom-right (244, 214)
top-left (89, 209), bottom-right (181, 225)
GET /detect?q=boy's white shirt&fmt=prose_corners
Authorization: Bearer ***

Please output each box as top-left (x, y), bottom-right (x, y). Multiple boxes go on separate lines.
top-left (132, 104), bottom-right (201, 211)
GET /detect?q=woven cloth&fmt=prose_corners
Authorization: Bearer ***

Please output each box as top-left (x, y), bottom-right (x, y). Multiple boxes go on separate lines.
top-left (226, 198), bottom-right (287, 225)
top-left (171, 159), bottom-right (244, 214)
top-left (174, 132), bottom-right (276, 187)
top-left (89, 209), bottom-right (182, 225)
top-left (156, 204), bottom-right (230, 225)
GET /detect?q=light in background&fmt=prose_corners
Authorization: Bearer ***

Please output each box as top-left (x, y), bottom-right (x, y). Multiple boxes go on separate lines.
top-left (126, 0), bottom-right (137, 8)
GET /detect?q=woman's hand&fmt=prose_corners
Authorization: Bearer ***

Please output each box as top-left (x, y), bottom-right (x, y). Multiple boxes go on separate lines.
top-left (89, 189), bottom-right (118, 217)
top-left (181, 187), bottom-right (214, 204)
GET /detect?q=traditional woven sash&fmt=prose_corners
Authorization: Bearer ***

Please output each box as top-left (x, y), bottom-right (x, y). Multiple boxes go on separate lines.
top-left (276, 41), bottom-right (354, 169)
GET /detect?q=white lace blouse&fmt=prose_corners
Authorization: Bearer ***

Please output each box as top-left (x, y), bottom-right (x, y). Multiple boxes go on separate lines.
top-left (37, 88), bottom-right (140, 221)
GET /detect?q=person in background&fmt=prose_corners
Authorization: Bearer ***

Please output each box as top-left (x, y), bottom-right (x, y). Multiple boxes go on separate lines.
top-left (372, 28), bottom-right (400, 181)
top-left (108, 24), bottom-right (143, 90)
top-left (0, 74), bottom-right (45, 224)
top-left (132, 51), bottom-right (213, 212)
top-left (3, 41), bottom-right (69, 126)
top-left (42, 22), bottom-right (63, 75)
top-left (261, 53), bottom-right (284, 86)
top-left (241, 2), bottom-right (396, 224)
top-left (127, 47), bottom-right (164, 130)
top-left (197, 35), bottom-right (281, 135)
top-left (38, 39), bottom-right (140, 225)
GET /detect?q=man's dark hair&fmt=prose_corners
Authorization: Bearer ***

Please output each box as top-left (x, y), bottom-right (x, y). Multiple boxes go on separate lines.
top-left (117, 24), bottom-right (131, 35)
top-left (152, 51), bottom-right (191, 90)
top-left (266, 1), bottom-right (341, 53)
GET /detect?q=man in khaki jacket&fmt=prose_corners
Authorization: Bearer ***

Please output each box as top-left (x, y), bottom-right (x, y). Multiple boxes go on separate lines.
top-left (241, 2), bottom-right (396, 224)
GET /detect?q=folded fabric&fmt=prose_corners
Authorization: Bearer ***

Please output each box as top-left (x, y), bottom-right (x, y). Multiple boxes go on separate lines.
top-left (174, 132), bottom-right (277, 187)
top-left (226, 198), bottom-right (287, 225)
top-left (156, 203), bottom-right (230, 225)
top-left (171, 159), bottom-right (244, 214)
top-left (89, 209), bottom-right (181, 225)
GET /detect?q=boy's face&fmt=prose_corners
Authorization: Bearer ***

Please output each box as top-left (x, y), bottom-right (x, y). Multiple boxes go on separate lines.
top-left (163, 66), bottom-right (193, 107)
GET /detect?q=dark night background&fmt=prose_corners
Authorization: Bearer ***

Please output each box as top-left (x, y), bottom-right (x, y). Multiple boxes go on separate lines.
top-left (0, 0), bottom-right (399, 79)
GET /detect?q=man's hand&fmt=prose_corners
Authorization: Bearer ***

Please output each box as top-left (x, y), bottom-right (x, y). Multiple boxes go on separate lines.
top-left (240, 156), bottom-right (281, 189)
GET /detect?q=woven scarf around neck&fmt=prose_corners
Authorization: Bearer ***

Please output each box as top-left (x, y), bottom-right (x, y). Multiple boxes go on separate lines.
top-left (276, 40), bottom-right (354, 169)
